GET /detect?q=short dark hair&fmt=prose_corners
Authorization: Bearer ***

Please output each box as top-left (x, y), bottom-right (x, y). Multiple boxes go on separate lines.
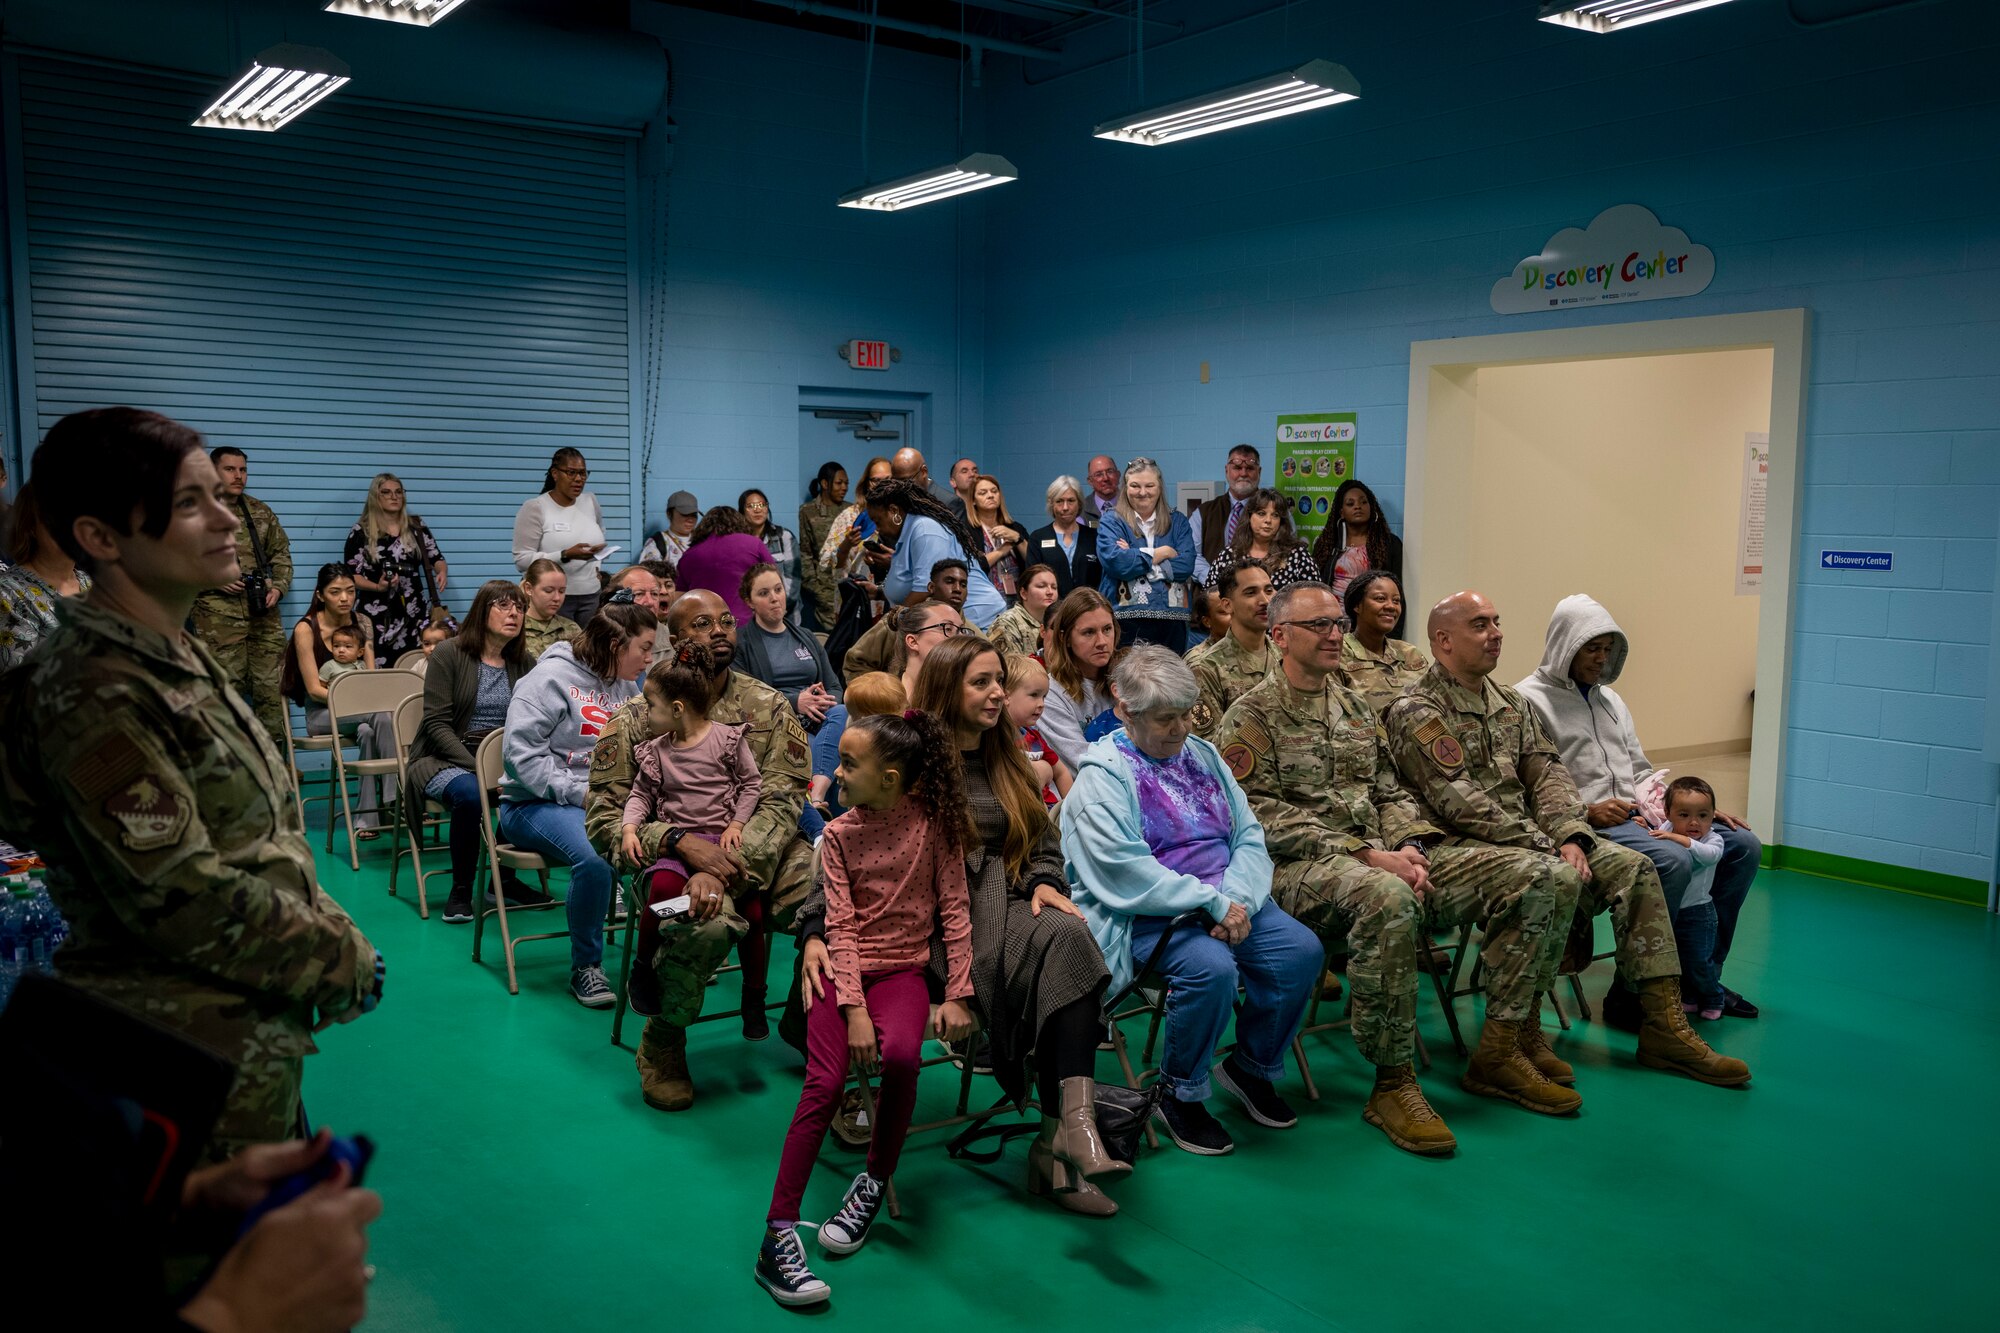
top-left (640, 559), bottom-right (678, 587)
top-left (1342, 569), bottom-right (1404, 625)
top-left (928, 558), bottom-right (968, 585)
top-left (1665, 776), bottom-right (1716, 809)
top-left (33, 408), bottom-right (207, 570)
top-left (1267, 580), bottom-right (1336, 629)
top-left (1217, 558), bottom-right (1270, 599)
top-left (1227, 444), bottom-right (1261, 464)
top-left (327, 624), bottom-right (361, 647)
top-left (210, 445), bottom-right (247, 466)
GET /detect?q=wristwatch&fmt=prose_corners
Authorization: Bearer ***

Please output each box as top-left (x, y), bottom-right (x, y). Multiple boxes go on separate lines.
top-left (662, 826), bottom-right (686, 856)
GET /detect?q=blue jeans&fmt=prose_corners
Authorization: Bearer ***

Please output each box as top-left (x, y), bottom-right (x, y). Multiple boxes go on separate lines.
top-left (1597, 819), bottom-right (1760, 977)
top-left (1130, 901), bottom-right (1322, 1102)
top-left (1674, 900), bottom-right (1723, 1009)
top-left (496, 800), bottom-right (611, 971)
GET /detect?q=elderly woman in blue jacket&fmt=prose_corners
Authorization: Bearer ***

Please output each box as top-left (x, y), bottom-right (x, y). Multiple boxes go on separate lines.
top-left (1095, 458), bottom-right (1197, 653)
top-left (1062, 645), bottom-right (1322, 1158)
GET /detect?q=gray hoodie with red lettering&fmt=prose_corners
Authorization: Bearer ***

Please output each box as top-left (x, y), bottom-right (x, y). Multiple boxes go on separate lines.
top-left (500, 641), bottom-right (639, 807)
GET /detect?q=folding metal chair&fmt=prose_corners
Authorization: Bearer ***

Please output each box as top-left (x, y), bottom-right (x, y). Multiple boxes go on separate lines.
top-left (324, 668), bottom-right (422, 872)
top-left (608, 867), bottom-right (784, 1048)
top-left (393, 648), bottom-right (429, 671)
top-left (282, 704), bottom-right (338, 833)
top-left (386, 693), bottom-right (450, 918)
top-left (468, 730), bottom-right (567, 995)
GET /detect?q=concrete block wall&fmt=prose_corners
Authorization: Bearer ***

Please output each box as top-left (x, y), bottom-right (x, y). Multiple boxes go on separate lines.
top-left (971, 0), bottom-right (1999, 880)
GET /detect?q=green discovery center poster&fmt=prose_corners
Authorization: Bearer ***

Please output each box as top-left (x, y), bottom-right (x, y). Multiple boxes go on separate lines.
top-left (1275, 412), bottom-right (1357, 546)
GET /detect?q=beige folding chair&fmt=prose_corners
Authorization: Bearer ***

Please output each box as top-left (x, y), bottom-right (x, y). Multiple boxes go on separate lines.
top-left (283, 703), bottom-right (338, 833)
top-left (386, 693), bottom-right (450, 919)
top-left (469, 729), bottom-right (565, 995)
top-left (324, 669), bottom-right (423, 872)
top-left (393, 649), bottom-right (429, 671)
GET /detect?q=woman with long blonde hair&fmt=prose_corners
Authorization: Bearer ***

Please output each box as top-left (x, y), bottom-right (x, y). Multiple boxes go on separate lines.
top-left (343, 471), bottom-right (449, 663)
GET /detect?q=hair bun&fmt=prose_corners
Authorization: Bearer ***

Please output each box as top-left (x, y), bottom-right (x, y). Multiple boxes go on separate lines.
top-left (902, 708), bottom-right (923, 722)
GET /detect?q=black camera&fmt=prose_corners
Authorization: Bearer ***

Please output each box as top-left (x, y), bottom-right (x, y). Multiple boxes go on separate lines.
top-left (242, 571), bottom-right (274, 616)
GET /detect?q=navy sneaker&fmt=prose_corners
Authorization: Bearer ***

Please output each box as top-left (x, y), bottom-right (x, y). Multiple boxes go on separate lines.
top-left (818, 1172), bottom-right (886, 1255)
top-left (570, 966), bottom-right (615, 1009)
top-left (755, 1226), bottom-right (830, 1307)
top-left (440, 892), bottom-right (474, 925)
top-left (1152, 1095), bottom-right (1235, 1156)
top-left (1214, 1054), bottom-right (1298, 1129)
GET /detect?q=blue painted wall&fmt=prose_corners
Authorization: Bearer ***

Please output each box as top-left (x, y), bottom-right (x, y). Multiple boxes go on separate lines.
top-left (971, 0), bottom-right (2000, 880)
top-left (628, 5), bottom-right (986, 531)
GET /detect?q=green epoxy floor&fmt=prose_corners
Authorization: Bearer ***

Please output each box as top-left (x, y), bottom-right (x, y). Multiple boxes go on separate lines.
top-left (304, 849), bottom-right (2000, 1331)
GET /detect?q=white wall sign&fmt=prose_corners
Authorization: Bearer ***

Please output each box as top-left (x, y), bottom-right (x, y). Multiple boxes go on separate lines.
top-left (1737, 431), bottom-right (1768, 596)
top-left (1491, 204), bottom-right (1714, 315)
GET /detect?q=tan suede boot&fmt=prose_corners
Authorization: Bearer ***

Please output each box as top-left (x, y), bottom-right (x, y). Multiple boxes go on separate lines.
top-left (1636, 977), bottom-right (1752, 1086)
top-left (1051, 1076), bottom-right (1131, 1180)
top-left (1517, 1010), bottom-right (1575, 1086)
top-left (1362, 1065), bottom-right (1457, 1156)
top-left (1462, 1018), bottom-right (1583, 1115)
top-left (636, 1019), bottom-right (695, 1112)
top-left (1027, 1119), bottom-right (1118, 1216)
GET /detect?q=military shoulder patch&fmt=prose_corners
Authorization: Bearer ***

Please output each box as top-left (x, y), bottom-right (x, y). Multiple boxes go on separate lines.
top-left (1412, 715), bottom-right (1447, 747)
top-left (1232, 714), bottom-right (1272, 756)
top-left (1429, 735), bottom-right (1465, 772)
top-left (104, 775), bottom-right (191, 852)
top-left (590, 741), bottom-right (619, 773)
top-left (1190, 699), bottom-right (1215, 731)
top-left (68, 733), bottom-right (149, 803)
top-left (1222, 743), bottom-right (1256, 781)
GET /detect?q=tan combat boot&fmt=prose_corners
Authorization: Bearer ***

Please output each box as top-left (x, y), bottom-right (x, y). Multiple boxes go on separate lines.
top-left (1462, 1018), bottom-right (1583, 1115)
top-left (1362, 1065), bottom-right (1457, 1156)
top-left (1517, 1010), bottom-right (1575, 1086)
top-left (1636, 977), bottom-right (1751, 1086)
top-left (637, 1019), bottom-right (695, 1111)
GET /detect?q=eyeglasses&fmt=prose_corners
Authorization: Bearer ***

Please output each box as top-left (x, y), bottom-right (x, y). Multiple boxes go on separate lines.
top-left (1278, 616), bottom-right (1352, 637)
top-left (685, 613), bottom-right (737, 633)
top-left (378, 487), bottom-right (405, 498)
top-left (555, 466), bottom-right (588, 478)
top-left (916, 621), bottom-right (964, 638)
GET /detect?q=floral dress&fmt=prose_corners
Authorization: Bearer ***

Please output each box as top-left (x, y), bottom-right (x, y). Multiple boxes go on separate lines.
top-left (0, 566), bottom-right (91, 672)
top-left (343, 521), bottom-right (444, 664)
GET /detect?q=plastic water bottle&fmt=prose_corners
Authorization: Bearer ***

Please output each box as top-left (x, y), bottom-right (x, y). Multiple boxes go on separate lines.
top-left (0, 876), bottom-right (67, 1012)
top-left (0, 887), bottom-right (24, 1013)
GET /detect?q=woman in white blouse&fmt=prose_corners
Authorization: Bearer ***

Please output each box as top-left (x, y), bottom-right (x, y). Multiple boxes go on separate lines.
top-left (513, 447), bottom-right (608, 622)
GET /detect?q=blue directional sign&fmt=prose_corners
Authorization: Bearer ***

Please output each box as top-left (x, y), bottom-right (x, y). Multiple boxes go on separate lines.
top-left (1820, 550), bottom-right (1893, 572)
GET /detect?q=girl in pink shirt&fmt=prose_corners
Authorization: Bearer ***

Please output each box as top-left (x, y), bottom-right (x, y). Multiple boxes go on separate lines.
top-left (754, 709), bottom-right (975, 1308)
top-left (620, 647), bottom-right (762, 1021)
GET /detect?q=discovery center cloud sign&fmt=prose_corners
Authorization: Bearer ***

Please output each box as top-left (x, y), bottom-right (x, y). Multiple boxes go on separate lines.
top-left (1491, 204), bottom-right (1714, 314)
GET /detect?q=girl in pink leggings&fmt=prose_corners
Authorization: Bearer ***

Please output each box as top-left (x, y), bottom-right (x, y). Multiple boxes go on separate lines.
top-left (754, 709), bottom-right (976, 1308)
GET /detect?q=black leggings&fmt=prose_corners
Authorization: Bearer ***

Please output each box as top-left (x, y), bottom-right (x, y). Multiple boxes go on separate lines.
top-left (1035, 993), bottom-right (1106, 1109)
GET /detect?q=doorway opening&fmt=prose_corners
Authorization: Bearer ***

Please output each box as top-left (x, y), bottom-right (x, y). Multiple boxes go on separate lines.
top-left (1406, 310), bottom-right (1809, 838)
top-left (798, 387), bottom-right (932, 517)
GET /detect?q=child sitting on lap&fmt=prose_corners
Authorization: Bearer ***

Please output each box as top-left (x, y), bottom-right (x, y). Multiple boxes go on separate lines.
top-left (1006, 653), bottom-right (1071, 803)
top-left (755, 709), bottom-right (976, 1308)
top-left (1647, 775), bottom-right (1727, 1021)
top-left (317, 626), bottom-right (367, 735)
top-left (620, 647), bottom-right (763, 1025)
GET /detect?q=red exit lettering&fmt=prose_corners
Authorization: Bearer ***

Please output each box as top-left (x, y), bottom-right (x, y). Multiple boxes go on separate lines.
top-left (848, 339), bottom-right (889, 371)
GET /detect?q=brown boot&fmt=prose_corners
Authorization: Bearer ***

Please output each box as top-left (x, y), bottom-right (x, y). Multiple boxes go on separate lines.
top-left (636, 1019), bottom-right (695, 1112)
top-left (1636, 977), bottom-right (1751, 1086)
top-left (1517, 1010), bottom-right (1575, 1086)
top-left (1319, 969), bottom-right (1345, 1001)
top-left (1462, 1018), bottom-right (1583, 1115)
top-left (1027, 1121), bottom-right (1118, 1216)
top-left (1051, 1076), bottom-right (1131, 1180)
top-left (1362, 1065), bottom-right (1457, 1156)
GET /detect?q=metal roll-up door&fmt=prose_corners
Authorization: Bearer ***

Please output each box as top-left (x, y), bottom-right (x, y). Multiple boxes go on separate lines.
top-left (8, 53), bottom-right (633, 618)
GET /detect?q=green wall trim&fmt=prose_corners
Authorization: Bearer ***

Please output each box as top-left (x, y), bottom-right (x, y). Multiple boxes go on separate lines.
top-left (1768, 845), bottom-right (1987, 907)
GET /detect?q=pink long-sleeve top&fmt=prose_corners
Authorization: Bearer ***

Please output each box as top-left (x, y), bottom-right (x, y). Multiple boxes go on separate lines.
top-left (622, 722), bottom-right (762, 835)
top-left (820, 799), bottom-right (973, 1010)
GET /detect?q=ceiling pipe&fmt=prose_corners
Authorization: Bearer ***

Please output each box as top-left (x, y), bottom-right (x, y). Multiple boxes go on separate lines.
top-left (742, 0), bottom-right (1063, 60)
top-left (955, 0), bottom-right (1180, 30)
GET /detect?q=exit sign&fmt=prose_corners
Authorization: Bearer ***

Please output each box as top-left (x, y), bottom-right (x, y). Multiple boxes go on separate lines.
top-left (845, 339), bottom-right (889, 371)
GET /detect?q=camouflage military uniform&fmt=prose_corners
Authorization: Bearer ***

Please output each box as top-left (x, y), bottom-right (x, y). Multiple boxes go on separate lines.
top-left (1384, 661), bottom-right (1678, 985)
top-left (986, 602), bottom-right (1043, 658)
top-left (1190, 632), bottom-right (1277, 742)
top-left (797, 497), bottom-right (843, 630)
top-left (190, 492), bottom-right (293, 742)
top-left (1215, 670), bottom-right (1572, 1068)
top-left (522, 612), bottom-right (581, 659)
top-left (0, 599), bottom-right (378, 1161)
top-left (587, 670), bottom-right (813, 1026)
top-left (1339, 632), bottom-right (1428, 718)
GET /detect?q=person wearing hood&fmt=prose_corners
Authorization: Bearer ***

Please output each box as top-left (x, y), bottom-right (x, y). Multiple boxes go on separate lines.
top-left (1064, 646), bottom-right (1322, 1158)
top-left (1517, 594), bottom-right (1760, 1022)
top-left (498, 601), bottom-right (657, 1009)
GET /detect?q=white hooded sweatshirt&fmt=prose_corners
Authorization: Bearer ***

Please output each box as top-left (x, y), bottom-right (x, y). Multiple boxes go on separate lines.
top-left (1515, 594), bottom-right (1654, 806)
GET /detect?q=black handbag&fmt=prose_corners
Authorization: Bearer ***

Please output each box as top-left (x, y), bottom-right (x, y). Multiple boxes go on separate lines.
top-left (944, 1079), bottom-right (1160, 1167)
top-left (822, 579), bottom-right (877, 685)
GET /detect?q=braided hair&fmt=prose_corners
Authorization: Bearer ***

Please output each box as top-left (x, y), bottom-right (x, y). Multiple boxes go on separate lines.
top-left (645, 639), bottom-right (719, 714)
top-left (864, 476), bottom-right (983, 569)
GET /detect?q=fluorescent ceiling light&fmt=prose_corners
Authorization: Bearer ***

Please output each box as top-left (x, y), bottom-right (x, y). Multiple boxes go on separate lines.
top-left (1093, 59), bottom-right (1359, 147)
top-left (838, 154), bottom-right (1018, 211)
top-left (324, 0), bottom-right (470, 25)
top-left (194, 44), bottom-right (350, 131)
top-left (1538, 1), bottom-right (1736, 34)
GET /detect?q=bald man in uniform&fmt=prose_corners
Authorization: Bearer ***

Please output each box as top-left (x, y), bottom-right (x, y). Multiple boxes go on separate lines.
top-left (1383, 592), bottom-right (1749, 1087)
